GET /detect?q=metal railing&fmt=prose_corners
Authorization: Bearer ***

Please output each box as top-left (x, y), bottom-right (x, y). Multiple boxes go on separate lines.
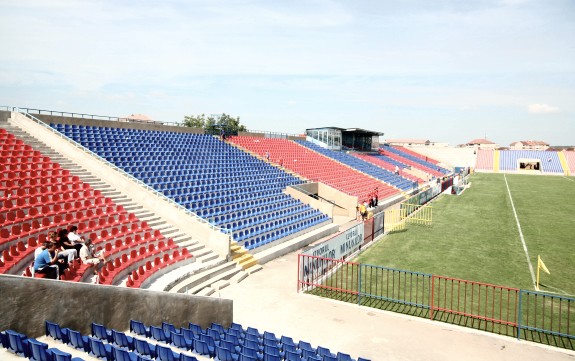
top-left (297, 253), bottom-right (574, 349)
top-left (1, 106), bottom-right (183, 127)
top-left (14, 109), bottom-right (231, 236)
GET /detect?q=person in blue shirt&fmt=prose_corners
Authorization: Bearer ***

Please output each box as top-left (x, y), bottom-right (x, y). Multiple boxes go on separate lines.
top-left (33, 242), bottom-right (60, 279)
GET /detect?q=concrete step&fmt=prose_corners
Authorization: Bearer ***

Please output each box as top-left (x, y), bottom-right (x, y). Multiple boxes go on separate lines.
top-left (123, 204), bottom-right (144, 212)
top-left (167, 260), bottom-right (236, 293)
top-left (194, 287), bottom-right (215, 296)
top-left (237, 254), bottom-right (258, 270)
top-left (196, 251), bottom-right (218, 263)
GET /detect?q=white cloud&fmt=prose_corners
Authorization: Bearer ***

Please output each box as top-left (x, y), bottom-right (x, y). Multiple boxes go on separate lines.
top-left (527, 103), bottom-right (560, 114)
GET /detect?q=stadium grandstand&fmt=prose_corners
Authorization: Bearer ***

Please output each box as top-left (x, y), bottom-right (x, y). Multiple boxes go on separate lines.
top-left (1, 107), bottom-right (574, 361)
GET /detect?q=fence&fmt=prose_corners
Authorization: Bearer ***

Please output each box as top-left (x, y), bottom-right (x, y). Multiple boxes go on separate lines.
top-left (297, 254), bottom-right (575, 350)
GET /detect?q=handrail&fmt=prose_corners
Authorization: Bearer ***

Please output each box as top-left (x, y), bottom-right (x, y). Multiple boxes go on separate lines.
top-left (3, 105), bottom-right (183, 127)
top-left (15, 108), bottom-right (231, 236)
top-left (244, 129), bottom-right (303, 139)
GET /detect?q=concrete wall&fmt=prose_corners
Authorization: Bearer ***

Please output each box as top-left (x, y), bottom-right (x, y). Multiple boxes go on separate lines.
top-left (0, 110), bottom-right (10, 122)
top-left (317, 183), bottom-right (358, 218)
top-left (285, 183), bottom-right (334, 218)
top-left (32, 114), bottom-right (204, 134)
top-left (0, 275), bottom-right (232, 338)
top-left (11, 112), bottom-right (231, 258)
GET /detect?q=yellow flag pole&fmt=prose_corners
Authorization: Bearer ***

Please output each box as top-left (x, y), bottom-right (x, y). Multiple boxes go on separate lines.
top-left (536, 255), bottom-right (541, 291)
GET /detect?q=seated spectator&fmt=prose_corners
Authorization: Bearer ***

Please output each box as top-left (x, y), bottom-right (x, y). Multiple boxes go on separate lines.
top-left (56, 228), bottom-right (77, 262)
top-left (34, 242), bottom-right (62, 279)
top-left (67, 225), bottom-right (85, 255)
top-left (79, 238), bottom-right (106, 274)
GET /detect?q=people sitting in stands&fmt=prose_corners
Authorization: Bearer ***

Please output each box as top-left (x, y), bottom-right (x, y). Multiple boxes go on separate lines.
top-left (395, 165), bottom-right (400, 175)
top-left (67, 225), bottom-right (85, 255)
top-left (80, 238), bottom-right (106, 274)
top-left (54, 228), bottom-right (77, 263)
top-left (33, 242), bottom-right (62, 279)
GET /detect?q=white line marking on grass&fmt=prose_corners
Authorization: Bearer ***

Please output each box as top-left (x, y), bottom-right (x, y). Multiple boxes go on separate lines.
top-left (503, 173), bottom-right (537, 289)
top-left (563, 176), bottom-right (574, 182)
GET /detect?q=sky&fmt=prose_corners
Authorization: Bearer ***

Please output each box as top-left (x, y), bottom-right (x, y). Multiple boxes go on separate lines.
top-left (1, 0), bottom-right (574, 146)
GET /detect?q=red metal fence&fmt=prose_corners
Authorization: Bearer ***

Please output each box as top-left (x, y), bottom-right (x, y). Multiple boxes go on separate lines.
top-left (297, 253), bottom-right (574, 350)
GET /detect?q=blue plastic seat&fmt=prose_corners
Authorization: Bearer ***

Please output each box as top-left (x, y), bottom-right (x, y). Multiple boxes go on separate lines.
top-left (50, 348), bottom-right (85, 361)
top-left (215, 345), bottom-right (239, 361)
top-left (134, 338), bottom-right (157, 359)
top-left (130, 320), bottom-right (151, 337)
top-left (171, 331), bottom-right (192, 350)
top-left (193, 338), bottom-right (213, 358)
top-left (5, 330), bottom-right (30, 357)
top-left (68, 329), bottom-right (90, 352)
top-left (45, 321), bottom-right (70, 344)
top-left (91, 323), bottom-right (112, 342)
top-left (337, 352), bottom-right (354, 361)
top-left (112, 330), bottom-right (134, 350)
top-left (150, 325), bottom-right (170, 343)
top-left (28, 338), bottom-right (54, 361)
top-left (156, 344), bottom-right (181, 361)
top-left (88, 336), bottom-right (113, 360)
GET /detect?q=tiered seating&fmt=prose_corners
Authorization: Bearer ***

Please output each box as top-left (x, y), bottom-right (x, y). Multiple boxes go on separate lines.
top-left (564, 151), bottom-right (575, 174)
top-left (499, 150), bottom-right (564, 173)
top-left (229, 136), bottom-right (399, 202)
top-left (295, 140), bottom-right (418, 191)
top-left (1, 326), bottom-right (88, 361)
top-left (351, 153), bottom-right (424, 184)
top-left (393, 145), bottom-right (441, 165)
top-left (128, 319), bottom-right (371, 361)
top-left (51, 124), bottom-right (330, 250)
top-left (380, 145), bottom-right (449, 177)
top-left (0, 128), bottom-right (191, 285)
top-left (475, 149), bottom-right (494, 171)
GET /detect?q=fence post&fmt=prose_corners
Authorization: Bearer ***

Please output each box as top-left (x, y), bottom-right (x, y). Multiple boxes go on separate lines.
top-left (357, 264), bottom-right (362, 306)
top-left (297, 254), bottom-right (301, 293)
top-left (517, 289), bottom-right (523, 340)
top-left (430, 275), bottom-right (435, 320)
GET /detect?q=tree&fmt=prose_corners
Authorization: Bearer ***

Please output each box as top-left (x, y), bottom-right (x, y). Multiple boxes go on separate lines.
top-left (183, 113), bottom-right (247, 135)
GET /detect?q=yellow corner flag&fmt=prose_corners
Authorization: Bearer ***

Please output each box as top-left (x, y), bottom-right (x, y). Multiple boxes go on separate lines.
top-left (536, 255), bottom-right (550, 291)
top-left (538, 255), bottom-right (550, 275)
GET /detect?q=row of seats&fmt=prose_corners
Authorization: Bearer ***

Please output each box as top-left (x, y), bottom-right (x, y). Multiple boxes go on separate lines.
top-left (1, 328), bottom-right (85, 361)
top-left (351, 153), bottom-right (423, 183)
top-left (474, 149), bottom-right (494, 171)
top-left (498, 150), bottom-right (564, 173)
top-left (51, 124), bottom-right (330, 248)
top-left (392, 145), bottom-right (441, 166)
top-left (296, 141), bottom-right (417, 190)
top-left (565, 151), bottom-right (575, 174)
top-left (129, 319), bottom-right (371, 361)
top-left (380, 145), bottom-right (448, 177)
top-left (228, 136), bottom-right (398, 202)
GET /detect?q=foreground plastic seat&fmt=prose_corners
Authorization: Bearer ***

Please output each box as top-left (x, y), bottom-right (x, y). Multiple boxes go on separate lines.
top-left (91, 323), bottom-right (112, 342)
top-left (50, 347), bottom-right (85, 361)
top-left (134, 338), bottom-right (157, 359)
top-left (88, 336), bottom-right (113, 360)
top-left (28, 338), bottom-right (56, 361)
top-left (215, 344), bottom-right (239, 361)
top-left (112, 345), bottom-right (152, 361)
top-left (156, 344), bottom-right (181, 361)
top-left (337, 352), bottom-right (354, 361)
top-left (130, 320), bottom-right (151, 337)
top-left (45, 321), bottom-right (70, 344)
top-left (112, 330), bottom-right (134, 350)
top-left (68, 329), bottom-right (90, 352)
top-left (5, 330), bottom-right (30, 357)
top-left (171, 331), bottom-right (192, 351)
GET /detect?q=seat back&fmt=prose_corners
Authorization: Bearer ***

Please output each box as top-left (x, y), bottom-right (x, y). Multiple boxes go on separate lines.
top-left (50, 348), bottom-right (75, 361)
top-left (6, 330), bottom-right (29, 356)
top-left (156, 344), bottom-right (179, 361)
top-left (68, 330), bottom-right (88, 352)
top-left (28, 338), bottom-right (49, 361)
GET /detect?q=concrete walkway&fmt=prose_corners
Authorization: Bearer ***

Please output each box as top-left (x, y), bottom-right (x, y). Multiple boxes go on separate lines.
top-left (217, 248), bottom-right (575, 361)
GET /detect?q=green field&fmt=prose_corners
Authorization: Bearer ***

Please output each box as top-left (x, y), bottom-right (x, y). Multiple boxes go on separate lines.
top-left (355, 172), bottom-right (575, 296)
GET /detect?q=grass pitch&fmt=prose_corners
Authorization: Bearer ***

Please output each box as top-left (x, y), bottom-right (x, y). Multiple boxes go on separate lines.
top-left (355, 173), bottom-right (575, 296)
